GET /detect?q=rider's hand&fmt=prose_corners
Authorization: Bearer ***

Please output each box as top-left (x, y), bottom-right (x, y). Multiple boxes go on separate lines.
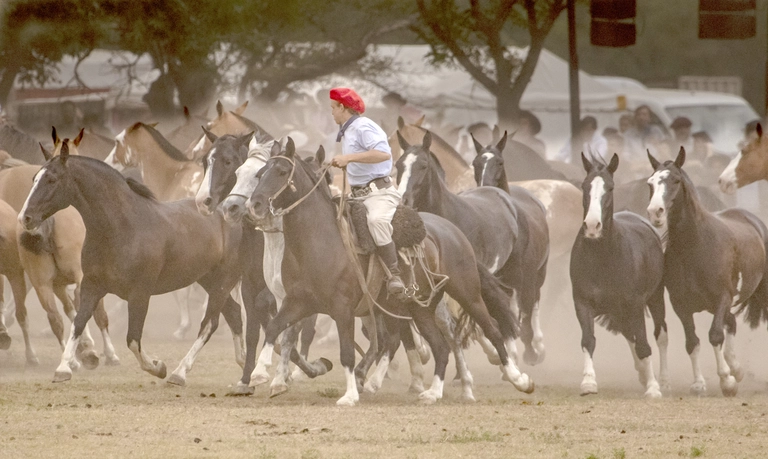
top-left (331, 156), bottom-right (350, 168)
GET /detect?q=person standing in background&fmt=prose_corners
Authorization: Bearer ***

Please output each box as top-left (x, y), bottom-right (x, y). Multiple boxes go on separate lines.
top-left (512, 110), bottom-right (547, 158)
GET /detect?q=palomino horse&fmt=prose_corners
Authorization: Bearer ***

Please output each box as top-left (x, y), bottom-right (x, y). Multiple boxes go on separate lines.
top-left (396, 131), bottom-right (547, 366)
top-left (19, 146), bottom-right (247, 384)
top-left (648, 148), bottom-right (768, 396)
top-left (719, 123), bottom-right (766, 194)
top-left (0, 133), bottom-right (119, 368)
top-left (572, 153), bottom-right (667, 398)
top-left (241, 139), bottom-right (533, 405)
top-left (195, 131), bottom-right (329, 394)
top-left (0, 199), bottom-right (32, 362)
top-left (186, 100), bottom-right (272, 160)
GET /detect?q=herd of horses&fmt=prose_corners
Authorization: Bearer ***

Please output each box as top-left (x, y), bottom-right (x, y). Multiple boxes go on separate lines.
top-left (3, 103), bottom-right (768, 406)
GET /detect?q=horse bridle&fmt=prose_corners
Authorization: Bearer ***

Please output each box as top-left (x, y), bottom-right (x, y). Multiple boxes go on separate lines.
top-left (261, 155), bottom-right (333, 218)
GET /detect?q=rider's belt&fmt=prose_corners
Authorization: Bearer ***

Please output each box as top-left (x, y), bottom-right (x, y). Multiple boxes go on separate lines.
top-left (350, 176), bottom-right (392, 198)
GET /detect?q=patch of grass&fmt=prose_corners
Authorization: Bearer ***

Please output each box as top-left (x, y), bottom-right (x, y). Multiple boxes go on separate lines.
top-left (585, 454), bottom-right (599, 459)
top-left (613, 447), bottom-right (626, 459)
top-left (301, 449), bottom-right (321, 459)
top-left (316, 387), bottom-right (341, 398)
top-left (444, 429), bottom-right (503, 443)
top-left (690, 445), bottom-right (706, 457)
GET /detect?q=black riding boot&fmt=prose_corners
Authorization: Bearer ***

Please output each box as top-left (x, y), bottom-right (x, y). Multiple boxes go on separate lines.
top-left (376, 242), bottom-right (407, 299)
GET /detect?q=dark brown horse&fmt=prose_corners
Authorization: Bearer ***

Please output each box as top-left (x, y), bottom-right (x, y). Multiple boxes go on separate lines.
top-left (648, 148), bottom-right (768, 396)
top-left (242, 139), bottom-right (534, 405)
top-left (19, 146), bottom-right (246, 384)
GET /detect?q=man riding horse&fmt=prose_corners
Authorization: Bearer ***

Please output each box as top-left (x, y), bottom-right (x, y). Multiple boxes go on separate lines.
top-left (328, 87), bottom-right (406, 299)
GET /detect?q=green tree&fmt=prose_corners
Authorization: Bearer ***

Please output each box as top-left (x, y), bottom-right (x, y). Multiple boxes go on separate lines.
top-left (414, 0), bottom-right (568, 129)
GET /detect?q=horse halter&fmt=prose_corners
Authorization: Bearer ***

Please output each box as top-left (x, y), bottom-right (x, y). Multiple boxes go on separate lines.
top-left (263, 155), bottom-right (332, 218)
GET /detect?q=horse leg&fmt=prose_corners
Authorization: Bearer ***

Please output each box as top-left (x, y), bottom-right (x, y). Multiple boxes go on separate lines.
top-left (675, 307), bottom-right (706, 395)
top-left (269, 323), bottom-right (301, 397)
top-left (354, 314), bottom-right (379, 392)
top-left (627, 304), bottom-right (661, 399)
top-left (710, 295), bottom-right (738, 397)
top-left (54, 283), bottom-right (98, 368)
top-left (172, 286), bottom-right (192, 341)
top-left (575, 299), bottom-right (597, 396)
top-left (520, 280), bottom-right (546, 366)
top-left (435, 299), bottom-right (475, 402)
top-left (363, 313), bottom-right (394, 395)
top-left (290, 314), bottom-right (319, 381)
top-left (723, 311), bottom-right (744, 383)
top-left (647, 285), bottom-right (669, 389)
top-left (230, 283), bottom-right (270, 395)
top-left (0, 277), bottom-right (10, 351)
top-left (408, 301), bottom-right (450, 404)
top-left (53, 281), bottom-right (109, 382)
top-left (168, 289), bottom-right (234, 386)
top-left (333, 309), bottom-right (359, 406)
top-left (248, 288), bottom-right (278, 386)
top-left (7, 272), bottom-right (36, 365)
top-left (91, 297), bottom-right (120, 366)
top-left (399, 316), bottom-right (425, 393)
top-left (124, 293), bottom-right (167, 380)
top-left (219, 294), bottom-right (245, 368)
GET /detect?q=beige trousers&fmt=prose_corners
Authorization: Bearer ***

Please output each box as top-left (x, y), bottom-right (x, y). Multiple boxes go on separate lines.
top-left (360, 186), bottom-right (402, 246)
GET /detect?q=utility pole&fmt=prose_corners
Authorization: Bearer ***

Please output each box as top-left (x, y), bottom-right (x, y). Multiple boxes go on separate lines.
top-left (567, 0), bottom-right (581, 164)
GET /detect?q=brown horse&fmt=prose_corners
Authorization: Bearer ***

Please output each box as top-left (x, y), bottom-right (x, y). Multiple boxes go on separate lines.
top-left (0, 131), bottom-right (119, 368)
top-left (719, 123), bottom-right (766, 193)
top-left (185, 100), bottom-right (272, 160)
top-left (0, 199), bottom-right (32, 363)
top-left (164, 106), bottom-right (211, 158)
top-left (105, 122), bottom-right (203, 202)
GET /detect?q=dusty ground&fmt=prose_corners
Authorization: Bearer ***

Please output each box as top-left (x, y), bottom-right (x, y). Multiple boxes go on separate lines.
top-left (2, 288), bottom-right (768, 459)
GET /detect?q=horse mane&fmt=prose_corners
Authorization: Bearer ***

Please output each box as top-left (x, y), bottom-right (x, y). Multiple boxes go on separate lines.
top-left (411, 125), bottom-right (467, 166)
top-left (125, 177), bottom-right (157, 200)
top-left (130, 122), bottom-right (189, 162)
top-left (248, 139), bottom-right (276, 159)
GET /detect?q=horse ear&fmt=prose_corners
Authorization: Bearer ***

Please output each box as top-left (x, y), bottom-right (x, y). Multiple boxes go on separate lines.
top-left (202, 126), bottom-right (217, 143)
top-left (216, 100), bottom-right (224, 117)
top-left (234, 101), bottom-right (249, 115)
top-left (674, 146), bottom-right (686, 168)
top-left (607, 153), bottom-right (619, 174)
top-left (581, 152), bottom-right (592, 172)
top-left (240, 131), bottom-right (255, 147)
top-left (647, 150), bottom-right (661, 170)
top-left (471, 134), bottom-right (484, 155)
top-left (183, 106), bottom-right (190, 120)
top-left (39, 143), bottom-right (52, 161)
top-left (397, 116), bottom-right (405, 130)
top-left (414, 115), bottom-right (425, 127)
top-left (496, 130), bottom-right (508, 153)
top-left (51, 126), bottom-right (60, 146)
top-left (422, 131), bottom-right (432, 151)
top-left (396, 130), bottom-right (410, 150)
top-left (316, 145), bottom-right (326, 165)
top-left (285, 137), bottom-right (296, 158)
top-left (270, 140), bottom-right (282, 157)
top-left (60, 140), bottom-right (70, 164)
top-left (758, 123), bottom-right (763, 139)
top-left (74, 128), bottom-right (84, 147)
top-left (148, 122), bottom-right (158, 129)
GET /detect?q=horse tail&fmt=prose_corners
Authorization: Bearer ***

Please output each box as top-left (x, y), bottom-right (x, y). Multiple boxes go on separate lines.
top-left (737, 214), bottom-right (768, 329)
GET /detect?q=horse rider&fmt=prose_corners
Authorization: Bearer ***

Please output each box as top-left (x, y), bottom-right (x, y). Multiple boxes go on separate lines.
top-left (328, 87), bottom-right (406, 299)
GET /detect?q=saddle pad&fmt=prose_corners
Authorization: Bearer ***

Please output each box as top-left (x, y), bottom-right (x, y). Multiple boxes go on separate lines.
top-left (348, 201), bottom-right (426, 255)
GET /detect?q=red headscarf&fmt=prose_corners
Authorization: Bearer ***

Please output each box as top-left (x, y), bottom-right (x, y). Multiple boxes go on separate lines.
top-left (330, 87), bottom-right (365, 114)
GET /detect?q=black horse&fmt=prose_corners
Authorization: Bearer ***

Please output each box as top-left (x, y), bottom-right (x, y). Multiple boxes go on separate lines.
top-left (19, 146), bottom-right (245, 384)
top-left (241, 139), bottom-right (534, 405)
top-left (572, 153), bottom-right (668, 398)
top-left (647, 148), bottom-right (768, 396)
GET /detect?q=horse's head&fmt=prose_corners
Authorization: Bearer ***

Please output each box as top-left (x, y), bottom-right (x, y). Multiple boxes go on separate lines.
top-left (719, 123), bottom-right (765, 194)
top-left (394, 130), bottom-right (444, 208)
top-left (105, 122), bottom-right (148, 171)
top-left (49, 126), bottom-right (84, 157)
top-left (647, 147), bottom-right (687, 231)
top-left (221, 138), bottom-right (275, 225)
top-left (387, 115), bottom-right (425, 161)
top-left (580, 152), bottom-right (619, 239)
top-left (19, 142), bottom-right (75, 231)
top-left (246, 137), bottom-right (313, 222)
top-left (195, 129), bottom-right (254, 215)
top-left (188, 100), bottom-right (251, 159)
top-left (303, 145), bottom-right (333, 186)
top-left (471, 131), bottom-right (508, 188)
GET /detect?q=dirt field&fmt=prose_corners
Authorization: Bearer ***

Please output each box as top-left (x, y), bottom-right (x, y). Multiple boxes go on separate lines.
top-left (2, 290), bottom-right (768, 458)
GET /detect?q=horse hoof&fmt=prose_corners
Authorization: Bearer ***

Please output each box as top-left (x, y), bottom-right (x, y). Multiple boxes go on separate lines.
top-left (249, 372), bottom-right (270, 387)
top-left (318, 357), bottom-right (333, 374)
top-left (363, 381), bottom-right (380, 394)
top-left (228, 382), bottom-right (254, 396)
top-left (172, 328), bottom-right (188, 341)
top-left (418, 391), bottom-right (439, 404)
top-left (408, 381), bottom-right (425, 394)
top-left (521, 379), bottom-right (535, 394)
top-left (690, 382), bottom-right (707, 396)
top-left (0, 332), bottom-right (11, 350)
top-left (153, 361), bottom-right (167, 379)
top-left (580, 382), bottom-right (598, 396)
top-left (81, 352), bottom-right (100, 370)
top-left (52, 370), bottom-right (72, 383)
top-left (269, 384), bottom-right (289, 398)
top-left (105, 357), bottom-right (121, 367)
top-left (335, 395), bottom-right (357, 407)
top-left (26, 355), bottom-right (40, 367)
top-left (523, 348), bottom-right (540, 366)
top-left (461, 392), bottom-right (477, 403)
top-left (166, 372), bottom-right (186, 386)
top-left (644, 388), bottom-right (662, 399)
top-left (732, 366), bottom-right (745, 383)
top-left (721, 376), bottom-right (738, 397)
